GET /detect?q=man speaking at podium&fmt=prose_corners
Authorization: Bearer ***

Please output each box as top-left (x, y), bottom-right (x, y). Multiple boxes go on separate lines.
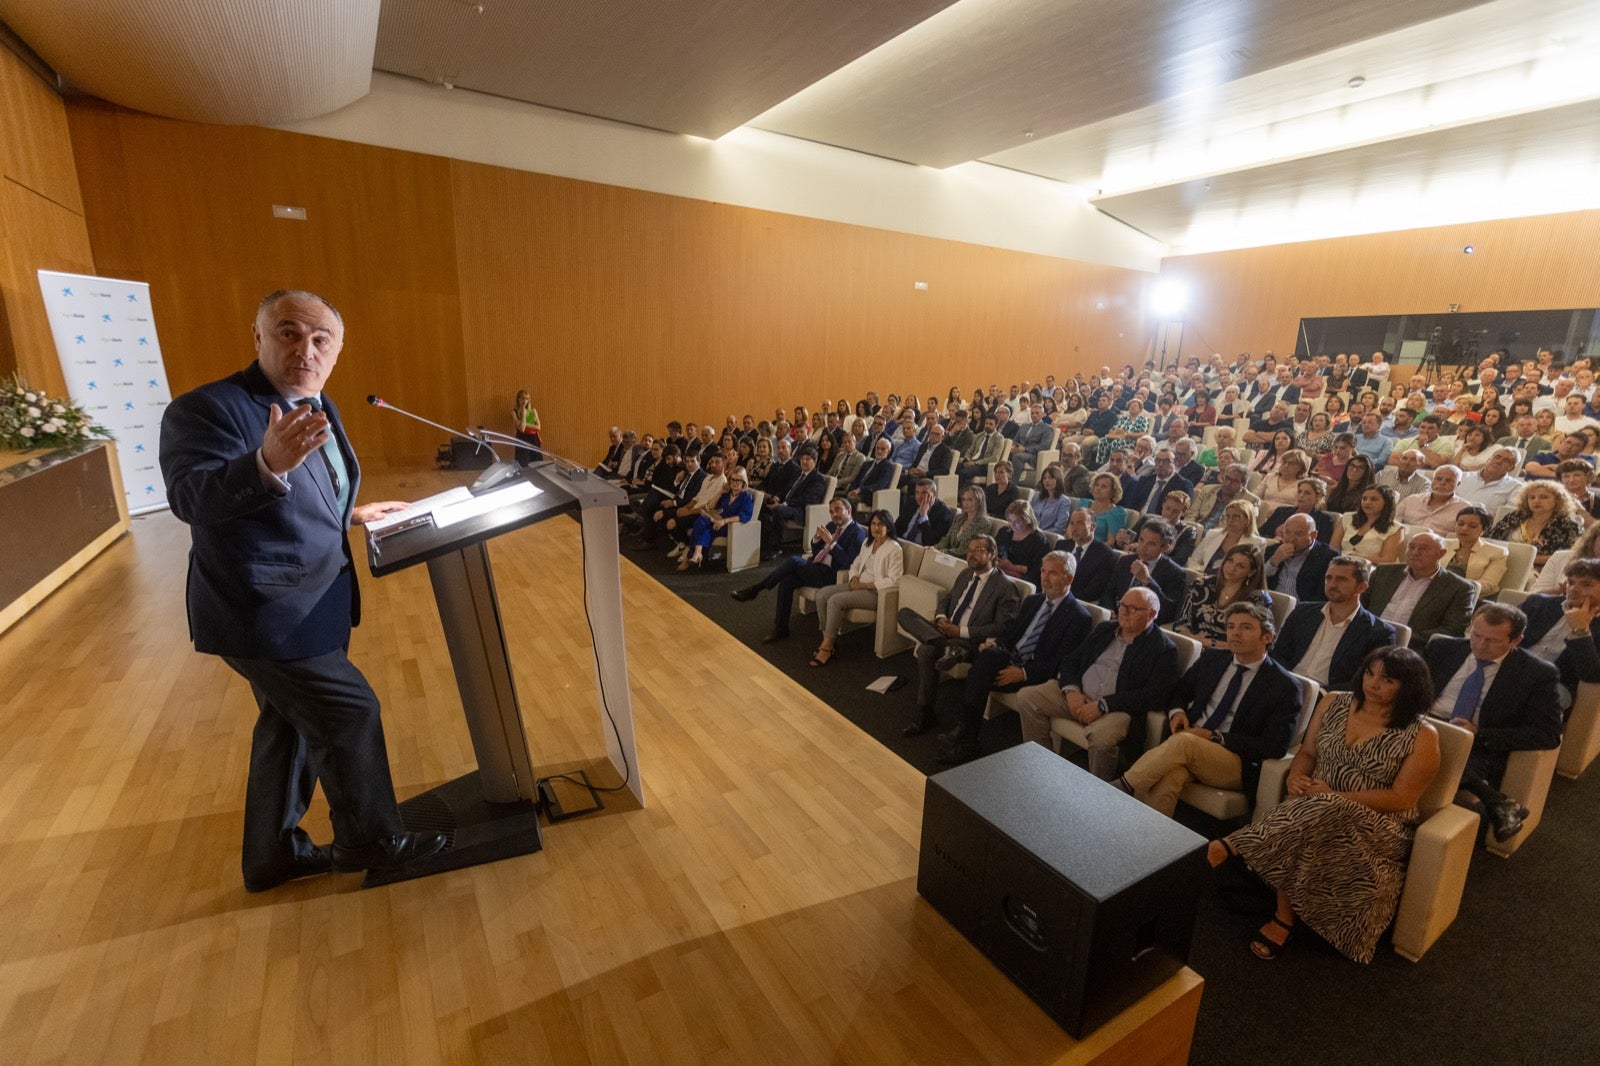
top-left (159, 290), bottom-right (447, 891)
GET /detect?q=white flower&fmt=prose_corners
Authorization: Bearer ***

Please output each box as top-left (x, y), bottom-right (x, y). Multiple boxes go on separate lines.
top-left (43, 420), bottom-right (59, 433)
top-left (20, 426), bottom-right (34, 438)
top-left (24, 392), bottom-right (36, 402)
top-left (52, 404), bottom-right (64, 414)
top-left (27, 406), bottom-right (41, 417)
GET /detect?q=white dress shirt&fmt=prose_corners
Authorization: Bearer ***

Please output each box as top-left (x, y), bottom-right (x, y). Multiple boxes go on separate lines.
top-left (1296, 605), bottom-right (1357, 687)
top-left (1429, 651), bottom-right (1507, 722)
top-left (1380, 569), bottom-right (1438, 626)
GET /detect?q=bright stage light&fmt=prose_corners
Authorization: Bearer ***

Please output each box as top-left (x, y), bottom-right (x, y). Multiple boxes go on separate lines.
top-left (1150, 279), bottom-right (1188, 318)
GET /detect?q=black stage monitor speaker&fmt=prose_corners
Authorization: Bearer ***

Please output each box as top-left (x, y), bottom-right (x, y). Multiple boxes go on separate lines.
top-left (918, 744), bottom-right (1207, 1037)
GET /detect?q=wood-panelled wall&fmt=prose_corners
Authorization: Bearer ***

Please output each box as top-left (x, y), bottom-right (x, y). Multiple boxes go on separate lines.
top-left (0, 46), bottom-right (95, 392)
top-left (65, 102), bottom-right (1148, 468)
top-left (1161, 212), bottom-right (1600, 360)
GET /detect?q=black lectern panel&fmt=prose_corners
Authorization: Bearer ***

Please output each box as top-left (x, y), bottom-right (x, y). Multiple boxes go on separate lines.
top-left (918, 744), bottom-right (1206, 1038)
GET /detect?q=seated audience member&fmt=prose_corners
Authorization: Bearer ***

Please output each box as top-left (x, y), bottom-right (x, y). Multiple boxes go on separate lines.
top-left (1014, 587), bottom-right (1182, 779)
top-left (1363, 532), bottom-right (1477, 641)
top-left (664, 453), bottom-right (727, 556)
top-left (731, 497), bottom-right (863, 642)
top-left (995, 499), bottom-right (1050, 587)
top-left (943, 410), bottom-right (975, 457)
top-left (1523, 433), bottom-right (1594, 479)
top-left (1198, 426), bottom-right (1239, 469)
top-left (1530, 519), bottom-right (1600, 593)
top-left (1325, 453), bottom-right (1377, 515)
top-left (810, 509), bottom-right (903, 667)
top-left (1497, 413), bottom-right (1551, 457)
top-left (1122, 490), bottom-right (1200, 566)
top-left (1055, 441), bottom-right (1093, 499)
top-left (1394, 465), bottom-right (1469, 536)
top-left (984, 460), bottom-right (1025, 516)
top-left (1331, 486), bottom-right (1403, 565)
top-left (1520, 558), bottom-right (1600, 712)
top-left (1032, 464), bottom-right (1074, 535)
top-left (1260, 477), bottom-right (1337, 542)
top-left (826, 431), bottom-right (865, 491)
top-left (902, 422), bottom-right (954, 488)
top-left (897, 535), bottom-right (1023, 737)
top-left (1264, 512), bottom-right (1339, 601)
top-left (1059, 507), bottom-right (1118, 605)
top-left (1125, 448), bottom-right (1195, 512)
top-left (1487, 480), bottom-right (1585, 569)
top-left (1076, 471), bottom-right (1133, 544)
top-left (895, 478), bottom-right (954, 547)
top-left (1443, 506), bottom-right (1508, 598)
top-left (935, 484), bottom-right (993, 555)
top-left (887, 411), bottom-right (922, 468)
top-left (1009, 402), bottom-right (1056, 471)
top-left (1192, 500), bottom-right (1267, 576)
top-left (1256, 449), bottom-right (1311, 513)
top-left (1272, 555), bottom-right (1395, 689)
top-left (1107, 518), bottom-right (1189, 623)
top-left (593, 425), bottom-right (631, 478)
top-left (1175, 545), bottom-right (1271, 647)
top-left (760, 444), bottom-right (827, 549)
top-left (1354, 413), bottom-right (1395, 470)
top-left (638, 450), bottom-right (705, 547)
top-left (623, 441), bottom-right (677, 530)
top-left (1173, 437), bottom-right (1206, 486)
top-left (845, 436), bottom-right (896, 505)
top-left (1244, 404), bottom-right (1293, 448)
top-left (1376, 448), bottom-right (1431, 500)
top-left (956, 411), bottom-right (1008, 482)
top-left (1456, 446), bottom-right (1524, 513)
top-left (621, 436), bottom-right (663, 493)
top-left (1212, 647), bottom-right (1440, 963)
top-left (1422, 603), bottom-right (1562, 842)
top-left (1559, 459), bottom-right (1600, 526)
top-left (680, 469), bottom-right (754, 571)
top-left (763, 437), bottom-right (800, 502)
top-left (1116, 603), bottom-right (1302, 816)
top-left (937, 551), bottom-right (1094, 764)
top-left (1187, 464), bottom-right (1260, 531)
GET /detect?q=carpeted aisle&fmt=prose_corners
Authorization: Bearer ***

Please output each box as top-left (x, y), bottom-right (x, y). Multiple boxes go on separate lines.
top-left (627, 539), bottom-right (1600, 1066)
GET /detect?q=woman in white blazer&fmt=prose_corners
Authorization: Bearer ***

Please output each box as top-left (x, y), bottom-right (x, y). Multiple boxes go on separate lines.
top-left (811, 508), bottom-right (904, 666)
top-left (1443, 505), bottom-right (1509, 598)
top-left (1190, 500), bottom-right (1268, 576)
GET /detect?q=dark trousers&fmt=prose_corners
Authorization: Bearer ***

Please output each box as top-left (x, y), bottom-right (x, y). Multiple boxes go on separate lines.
top-left (763, 504), bottom-right (806, 546)
top-left (896, 609), bottom-right (968, 710)
top-left (958, 645), bottom-right (1026, 736)
top-left (761, 556), bottom-right (833, 632)
top-left (1459, 747), bottom-right (1511, 806)
top-left (223, 651), bottom-right (404, 883)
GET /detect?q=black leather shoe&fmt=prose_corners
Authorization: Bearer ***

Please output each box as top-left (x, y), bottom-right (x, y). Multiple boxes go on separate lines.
top-left (935, 739), bottom-right (981, 766)
top-left (903, 709), bottom-right (938, 737)
top-left (244, 845), bottom-right (333, 892)
top-left (1486, 798), bottom-right (1530, 842)
top-left (331, 832), bottom-right (449, 873)
top-left (730, 585), bottom-right (762, 602)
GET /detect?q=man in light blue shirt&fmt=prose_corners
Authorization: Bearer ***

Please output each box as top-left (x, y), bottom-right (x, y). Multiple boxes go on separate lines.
top-left (1354, 412), bottom-right (1394, 469)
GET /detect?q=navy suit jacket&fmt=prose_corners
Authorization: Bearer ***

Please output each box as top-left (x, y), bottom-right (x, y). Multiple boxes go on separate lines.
top-left (896, 497), bottom-right (954, 546)
top-left (1268, 541), bottom-right (1338, 602)
top-left (1059, 621), bottom-right (1182, 754)
top-left (1125, 472), bottom-right (1195, 512)
top-left (1520, 593), bottom-right (1600, 697)
top-left (1421, 638), bottom-right (1562, 754)
top-left (996, 592), bottom-right (1095, 687)
top-left (850, 457), bottom-right (895, 495)
top-left (1062, 538), bottom-right (1117, 605)
top-left (810, 520), bottom-right (867, 573)
top-left (1171, 649), bottom-right (1303, 799)
top-left (1106, 553), bottom-right (1189, 624)
top-left (159, 362), bottom-right (359, 660)
top-left (1272, 602), bottom-right (1395, 690)
top-left (783, 469), bottom-right (828, 508)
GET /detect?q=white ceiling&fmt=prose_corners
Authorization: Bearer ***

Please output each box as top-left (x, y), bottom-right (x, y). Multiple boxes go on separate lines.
top-left (7, 0), bottom-right (1600, 254)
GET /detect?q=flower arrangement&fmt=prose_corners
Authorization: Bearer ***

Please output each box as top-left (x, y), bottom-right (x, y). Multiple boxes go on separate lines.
top-left (0, 374), bottom-right (110, 450)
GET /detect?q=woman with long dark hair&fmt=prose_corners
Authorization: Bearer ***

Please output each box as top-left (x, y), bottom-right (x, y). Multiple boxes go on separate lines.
top-left (1330, 486), bottom-right (1402, 565)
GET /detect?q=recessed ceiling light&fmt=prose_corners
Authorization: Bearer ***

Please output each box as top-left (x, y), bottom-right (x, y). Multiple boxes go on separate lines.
top-left (1347, 76), bottom-right (1366, 89)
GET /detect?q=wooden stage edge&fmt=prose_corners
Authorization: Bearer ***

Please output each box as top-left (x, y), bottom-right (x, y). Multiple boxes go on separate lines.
top-left (0, 467), bottom-right (1200, 1065)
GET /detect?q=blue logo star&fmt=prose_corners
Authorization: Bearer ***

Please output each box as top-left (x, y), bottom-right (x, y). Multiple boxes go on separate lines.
top-left (87, 381), bottom-right (98, 390)
top-left (123, 401), bottom-right (135, 410)
top-left (134, 443), bottom-right (145, 453)
top-left (113, 358), bottom-right (124, 366)
top-left (61, 287), bottom-right (73, 296)
top-left (127, 294), bottom-right (139, 302)
top-left (74, 335), bottom-right (85, 344)
top-left (100, 313), bottom-right (112, 323)
top-left (148, 379), bottom-right (158, 387)
top-left (145, 484), bottom-right (155, 493)
top-left (138, 338), bottom-right (149, 345)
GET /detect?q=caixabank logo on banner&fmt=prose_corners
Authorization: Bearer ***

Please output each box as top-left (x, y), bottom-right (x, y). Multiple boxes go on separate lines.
top-left (37, 270), bottom-right (173, 515)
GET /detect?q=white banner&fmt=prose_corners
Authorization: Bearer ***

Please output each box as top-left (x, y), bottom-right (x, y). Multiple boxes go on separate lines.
top-left (37, 270), bottom-right (173, 515)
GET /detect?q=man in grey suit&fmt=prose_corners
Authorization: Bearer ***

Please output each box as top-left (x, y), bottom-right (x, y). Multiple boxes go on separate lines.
top-left (1363, 531), bottom-right (1477, 642)
top-left (957, 411), bottom-right (1009, 482)
top-left (826, 430), bottom-right (865, 493)
top-left (897, 535), bottom-right (1023, 736)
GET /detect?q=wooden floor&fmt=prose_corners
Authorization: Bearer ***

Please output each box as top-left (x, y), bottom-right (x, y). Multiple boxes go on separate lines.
top-left (0, 469), bottom-right (1199, 1065)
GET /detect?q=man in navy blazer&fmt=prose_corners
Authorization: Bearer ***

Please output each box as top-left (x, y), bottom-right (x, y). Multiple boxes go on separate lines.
top-left (895, 480), bottom-right (954, 546)
top-left (732, 496), bottom-right (864, 642)
top-left (1123, 449), bottom-right (1195, 512)
top-left (1060, 508), bottom-right (1118, 606)
top-left (1264, 513), bottom-right (1339, 602)
top-left (1015, 586), bottom-right (1182, 778)
top-left (936, 551), bottom-right (1093, 764)
top-left (1118, 603), bottom-right (1302, 814)
top-left (1519, 558), bottom-right (1600, 713)
top-left (159, 290), bottom-right (446, 891)
top-left (844, 436), bottom-right (896, 506)
top-left (1272, 556), bottom-right (1396, 689)
top-left (1422, 604), bottom-right (1562, 841)
top-left (1105, 519), bottom-right (1189, 624)
top-left (761, 444), bottom-right (827, 549)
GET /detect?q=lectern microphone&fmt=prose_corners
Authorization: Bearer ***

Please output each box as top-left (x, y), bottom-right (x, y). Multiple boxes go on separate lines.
top-left (367, 394), bottom-right (521, 493)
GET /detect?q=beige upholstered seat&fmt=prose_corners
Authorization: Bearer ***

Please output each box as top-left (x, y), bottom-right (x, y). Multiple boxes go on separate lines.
top-left (1559, 682), bottom-right (1600, 779)
top-left (1484, 747), bottom-right (1560, 858)
top-left (1392, 720), bottom-right (1478, 961)
top-left (710, 490), bottom-right (763, 572)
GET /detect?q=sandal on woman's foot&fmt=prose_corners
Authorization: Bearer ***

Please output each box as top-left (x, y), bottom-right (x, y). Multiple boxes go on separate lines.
top-left (809, 648), bottom-right (834, 667)
top-left (1249, 916), bottom-right (1294, 960)
top-left (1208, 838), bottom-right (1243, 869)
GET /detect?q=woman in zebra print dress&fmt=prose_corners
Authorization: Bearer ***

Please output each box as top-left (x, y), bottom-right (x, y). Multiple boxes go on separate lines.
top-left (1209, 647), bottom-right (1441, 963)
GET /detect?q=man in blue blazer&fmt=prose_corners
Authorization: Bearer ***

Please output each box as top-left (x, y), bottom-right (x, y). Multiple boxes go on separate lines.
top-left (1117, 602), bottom-right (1302, 814)
top-left (731, 497), bottom-right (864, 642)
top-left (1105, 519), bottom-right (1189, 624)
top-left (1422, 604), bottom-right (1562, 841)
top-left (1272, 556), bottom-right (1396, 689)
top-left (159, 290), bottom-right (446, 891)
top-left (1123, 449), bottom-right (1195, 512)
top-left (1519, 558), bottom-right (1600, 713)
top-left (1264, 512), bottom-right (1339, 601)
top-left (761, 444), bottom-right (828, 550)
top-left (1060, 508), bottom-right (1118, 606)
top-left (936, 551), bottom-right (1094, 764)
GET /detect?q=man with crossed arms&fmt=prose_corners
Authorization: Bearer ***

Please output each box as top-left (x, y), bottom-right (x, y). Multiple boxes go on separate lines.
top-left (1112, 602), bottom-right (1301, 815)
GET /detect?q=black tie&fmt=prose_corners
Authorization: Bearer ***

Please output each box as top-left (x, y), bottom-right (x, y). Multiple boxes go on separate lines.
top-left (1200, 663), bottom-right (1248, 731)
top-left (950, 576), bottom-right (979, 626)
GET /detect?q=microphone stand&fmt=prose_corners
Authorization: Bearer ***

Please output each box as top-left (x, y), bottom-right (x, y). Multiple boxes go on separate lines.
top-left (367, 395), bottom-right (522, 493)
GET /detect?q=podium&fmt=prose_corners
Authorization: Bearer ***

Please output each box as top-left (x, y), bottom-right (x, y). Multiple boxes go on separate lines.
top-left (362, 462), bottom-right (640, 885)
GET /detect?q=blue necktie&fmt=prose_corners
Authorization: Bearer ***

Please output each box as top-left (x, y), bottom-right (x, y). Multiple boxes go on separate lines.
top-left (300, 397), bottom-right (349, 515)
top-left (950, 575), bottom-right (980, 626)
top-left (909, 514), bottom-right (926, 544)
top-left (1451, 657), bottom-right (1493, 723)
top-left (1015, 600), bottom-right (1056, 662)
top-left (1200, 662), bottom-right (1247, 731)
